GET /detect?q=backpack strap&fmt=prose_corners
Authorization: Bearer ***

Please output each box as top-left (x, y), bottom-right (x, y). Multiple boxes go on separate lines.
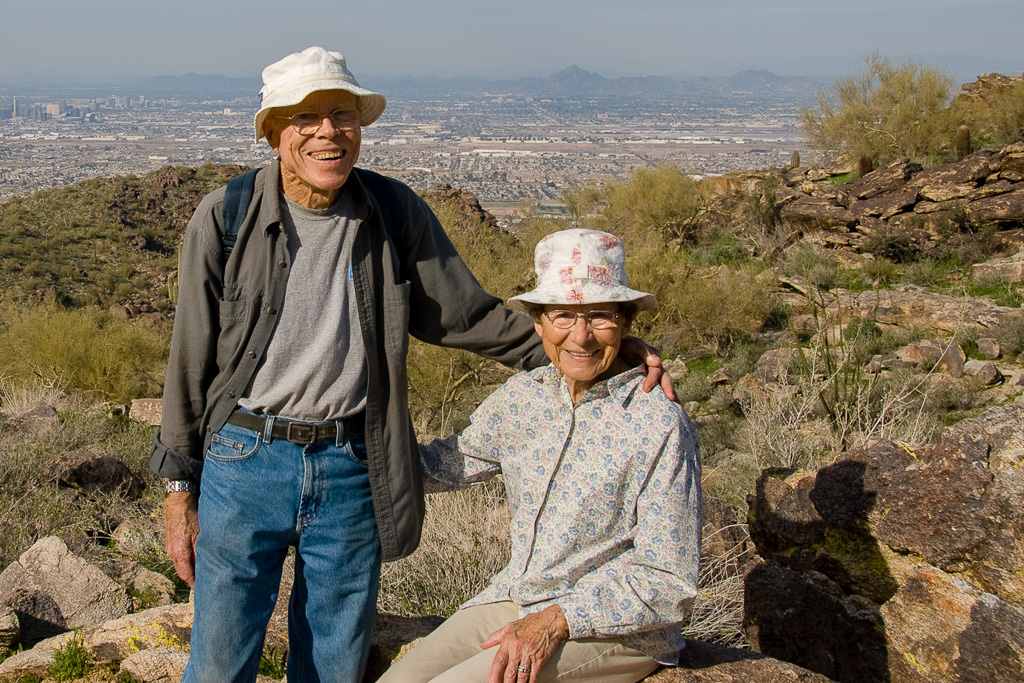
top-left (221, 168), bottom-right (260, 258)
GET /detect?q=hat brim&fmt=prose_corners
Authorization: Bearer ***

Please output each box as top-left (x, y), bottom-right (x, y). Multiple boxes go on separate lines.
top-left (253, 80), bottom-right (386, 142)
top-left (508, 288), bottom-right (657, 314)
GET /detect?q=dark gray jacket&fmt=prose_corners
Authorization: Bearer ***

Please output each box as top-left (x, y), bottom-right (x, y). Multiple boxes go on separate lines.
top-left (151, 161), bottom-right (546, 561)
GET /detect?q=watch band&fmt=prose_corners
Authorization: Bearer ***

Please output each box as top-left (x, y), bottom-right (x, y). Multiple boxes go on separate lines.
top-left (163, 479), bottom-right (196, 494)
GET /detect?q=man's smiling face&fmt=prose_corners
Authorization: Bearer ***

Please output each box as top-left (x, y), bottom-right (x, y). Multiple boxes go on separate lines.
top-left (265, 89), bottom-right (361, 207)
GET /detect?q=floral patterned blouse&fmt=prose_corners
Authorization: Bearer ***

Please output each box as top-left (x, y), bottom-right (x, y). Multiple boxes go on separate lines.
top-left (419, 365), bottom-right (702, 664)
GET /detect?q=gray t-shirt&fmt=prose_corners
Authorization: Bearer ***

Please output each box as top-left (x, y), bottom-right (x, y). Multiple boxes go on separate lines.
top-left (238, 191), bottom-right (367, 421)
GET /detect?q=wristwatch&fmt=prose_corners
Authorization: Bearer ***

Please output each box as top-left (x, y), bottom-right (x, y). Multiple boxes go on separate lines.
top-left (163, 479), bottom-right (197, 494)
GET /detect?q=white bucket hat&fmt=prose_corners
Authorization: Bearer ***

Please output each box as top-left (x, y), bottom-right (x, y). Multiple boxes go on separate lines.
top-left (508, 229), bottom-right (656, 313)
top-left (253, 46), bottom-right (386, 143)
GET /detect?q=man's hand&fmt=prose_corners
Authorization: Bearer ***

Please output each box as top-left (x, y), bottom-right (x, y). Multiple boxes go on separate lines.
top-left (163, 491), bottom-right (200, 588)
top-left (620, 336), bottom-right (677, 402)
top-left (481, 605), bottom-right (569, 683)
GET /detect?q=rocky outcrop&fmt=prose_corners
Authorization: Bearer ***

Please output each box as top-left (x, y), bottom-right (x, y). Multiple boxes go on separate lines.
top-left (744, 404), bottom-right (1024, 682)
top-left (0, 536), bottom-right (131, 645)
top-left (707, 143), bottom-right (1024, 265)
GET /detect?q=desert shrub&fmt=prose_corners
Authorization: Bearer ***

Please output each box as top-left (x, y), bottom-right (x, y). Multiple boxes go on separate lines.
top-left (990, 312), bottom-right (1024, 356)
top-left (378, 481), bottom-right (511, 617)
top-left (782, 239), bottom-right (838, 281)
top-left (682, 523), bottom-right (752, 648)
top-left (901, 258), bottom-right (955, 287)
top-left (801, 53), bottom-right (960, 166)
top-left (688, 236), bottom-right (749, 267)
top-left (861, 256), bottom-right (899, 285)
top-left (665, 266), bottom-right (777, 354)
top-left (862, 227), bottom-right (923, 263)
top-left (600, 165), bottom-right (702, 243)
top-left (0, 303), bottom-right (169, 402)
top-left (48, 633), bottom-right (91, 681)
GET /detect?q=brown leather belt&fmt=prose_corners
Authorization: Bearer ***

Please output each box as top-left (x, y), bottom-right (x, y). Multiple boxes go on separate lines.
top-left (226, 410), bottom-right (365, 445)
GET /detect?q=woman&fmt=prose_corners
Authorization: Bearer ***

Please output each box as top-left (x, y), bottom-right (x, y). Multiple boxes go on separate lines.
top-left (379, 229), bottom-right (701, 683)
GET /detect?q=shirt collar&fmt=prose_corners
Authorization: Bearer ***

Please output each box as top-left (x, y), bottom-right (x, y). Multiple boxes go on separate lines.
top-left (260, 160), bottom-right (370, 235)
top-left (537, 364), bottom-right (646, 407)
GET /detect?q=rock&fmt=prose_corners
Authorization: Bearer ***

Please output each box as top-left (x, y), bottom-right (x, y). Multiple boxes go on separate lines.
top-left (650, 639), bottom-right (835, 681)
top-left (977, 337), bottom-right (1002, 359)
top-left (838, 160), bottom-right (922, 202)
top-left (15, 404), bottom-right (59, 434)
top-left (744, 560), bottom-right (887, 683)
top-left (744, 405), bottom-right (1024, 682)
top-left (779, 199), bottom-right (855, 233)
top-left (966, 188), bottom-right (1024, 225)
top-left (707, 367), bottom-right (737, 385)
top-left (905, 153), bottom-right (994, 189)
top-left (848, 189), bottom-right (919, 220)
top-left (0, 536), bottom-right (131, 645)
top-left (917, 183), bottom-right (981, 202)
top-left (127, 568), bottom-right (176, 609)
top-left (683, 401), bottom-right (701, 416)
top-left (881, 565), bottom-right (1024, 682)
top-left (364, 613), bottom-right (447, 681)
top-left (964, 359), bottom-right (1003, 385)
top-left (663, 358), bottom-right (690, 380)
top-left (57, 450), bottom-right (145, 499)
top-left (756, 349), bottom-right (809, 385)
top-left (830, 285), bottom-right (1016, 334)
top-left (129, 398), bottom-right (163, 426)
top-left (85, 603), bottom-right (192, 664)
top-left (119, 646), bottom-right (190, 683)
top-left (0, 604), bottom-right (18, 651)
top-left (0, 645), bottom-right (54, 678)
top-left (971, 252), bottom-right (1024, 283)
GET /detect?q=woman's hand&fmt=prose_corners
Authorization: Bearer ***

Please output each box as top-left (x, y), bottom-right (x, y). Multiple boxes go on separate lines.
top-left (619, 336), bottom-right (677, 402)
top-left (481, 605), bottom-right (570, 683)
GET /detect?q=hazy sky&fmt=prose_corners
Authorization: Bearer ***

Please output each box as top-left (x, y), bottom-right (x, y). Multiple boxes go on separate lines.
top-left (2, 0), bottom-right (1022, 83)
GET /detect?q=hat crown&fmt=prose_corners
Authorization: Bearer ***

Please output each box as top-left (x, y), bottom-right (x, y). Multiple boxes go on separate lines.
top-left (259, 47), bottom-right (360, 102)
top-left (534, 229), bottom-right (628, 291)
top-left (505, 229), bottom-right (655, 312)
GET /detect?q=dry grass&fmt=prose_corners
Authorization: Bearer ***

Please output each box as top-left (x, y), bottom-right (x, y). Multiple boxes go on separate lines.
top-left (378, 481), bottom-right (512, 617)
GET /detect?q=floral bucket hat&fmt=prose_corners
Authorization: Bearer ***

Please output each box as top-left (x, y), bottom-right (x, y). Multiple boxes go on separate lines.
top-left (508, 229), bottom-right (656, 313)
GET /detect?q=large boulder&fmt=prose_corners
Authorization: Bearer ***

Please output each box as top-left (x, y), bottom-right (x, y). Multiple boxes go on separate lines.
top-left (744, 404), bottom-right (1024, 682)
top-left (0, 536), bottom-right (131, 645)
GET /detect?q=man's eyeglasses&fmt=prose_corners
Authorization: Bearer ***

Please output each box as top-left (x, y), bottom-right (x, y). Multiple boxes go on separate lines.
top-left (543, 310), bottom-right (622, 330)
top-left (273, 109), bottom-right (361, 135)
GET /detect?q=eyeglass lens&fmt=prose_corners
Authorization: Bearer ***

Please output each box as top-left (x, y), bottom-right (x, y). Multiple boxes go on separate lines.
top-left (545, 310), bottom-right (619, 329)
top-left (291, 109), bottom-right (360, 133)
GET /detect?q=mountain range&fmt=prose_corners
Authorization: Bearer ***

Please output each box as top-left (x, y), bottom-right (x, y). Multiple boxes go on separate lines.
top-left (130, 65), bottom-right (821, 100)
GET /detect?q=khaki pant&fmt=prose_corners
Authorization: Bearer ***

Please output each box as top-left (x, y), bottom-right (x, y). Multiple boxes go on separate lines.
top-left (376, 602), bottom-right (660, 683)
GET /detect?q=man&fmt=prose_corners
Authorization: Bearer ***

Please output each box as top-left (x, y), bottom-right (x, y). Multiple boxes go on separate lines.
top-left (151, 46), bottom-right (672, 683)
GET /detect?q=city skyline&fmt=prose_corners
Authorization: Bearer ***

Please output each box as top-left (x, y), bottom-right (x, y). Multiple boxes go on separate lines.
top-left (2, 0), bottom-right (1022, 85)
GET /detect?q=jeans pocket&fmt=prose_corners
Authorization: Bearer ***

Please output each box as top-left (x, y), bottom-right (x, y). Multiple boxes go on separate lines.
top-left (207, 424), bottom-right (262, 462)
top-left (345, 430), bottom-right (370, 466)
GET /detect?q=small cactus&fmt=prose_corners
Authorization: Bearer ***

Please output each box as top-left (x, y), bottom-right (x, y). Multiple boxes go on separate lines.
top-left (858, 154), bottom-right (874, 177)
top-left (791, 150), bottom-right (801, 168)
top-left (956, 124), bottom-right (971, 161)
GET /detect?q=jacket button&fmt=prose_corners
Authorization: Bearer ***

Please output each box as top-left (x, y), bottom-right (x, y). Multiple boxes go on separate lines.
top-left (266, 307), bottom-right (277, 315)
top-left (206, 425), bottom-right (211, 432)
top-left (247, 351), bottom-right (257, 358)
top-left (279, 261), bottom-right (287, 269)
top-left (228, 391), bottom-right (236, 398)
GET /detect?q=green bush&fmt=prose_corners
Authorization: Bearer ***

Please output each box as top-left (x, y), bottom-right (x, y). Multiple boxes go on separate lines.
top-left (801, 53), bottom-right (960, 166)
top-left (600, 165), bottom-right (702, 243)
top-left (0, 303), bottom-right (169, 402)
top-left (48, 633), bottom-right (92, 681)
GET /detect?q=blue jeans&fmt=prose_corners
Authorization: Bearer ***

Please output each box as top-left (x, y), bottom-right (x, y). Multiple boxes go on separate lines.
top-left (182, 414), bottom-right (381, 683)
